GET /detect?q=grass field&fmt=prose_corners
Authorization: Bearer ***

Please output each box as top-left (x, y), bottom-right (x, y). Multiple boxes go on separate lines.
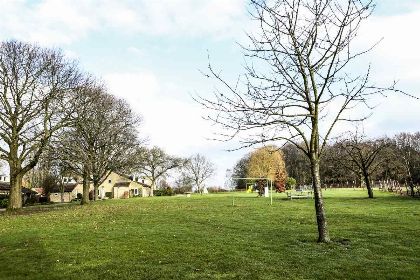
top-left (0, 189), bottom-right (419, 280)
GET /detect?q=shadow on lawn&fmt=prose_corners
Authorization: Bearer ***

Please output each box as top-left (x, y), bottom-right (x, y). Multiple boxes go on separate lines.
top-left (0, 235), bottom-right (62, 280)
top-left (0, 203), bottom-right (81, 217)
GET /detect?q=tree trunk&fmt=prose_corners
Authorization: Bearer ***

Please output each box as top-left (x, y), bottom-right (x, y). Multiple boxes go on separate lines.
top-left (311, 158), bottom-right (330, 243)
top-left (150, 180), bottom-right (155, 197)
top-left (93, 181), bottom-right (99, 201)
top-left (363, 172), bottom-right (374, 198)
top-left (61, 190), bottom-right (64, 203)
top-left (81, 169), bottom-right (90, 205)
top-left (7, 171), bottom-right (23, 210)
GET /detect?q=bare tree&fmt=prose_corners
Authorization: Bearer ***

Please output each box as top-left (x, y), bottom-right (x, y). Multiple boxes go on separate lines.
top-left (231, 154), bottom-right (251, 189)
top-left (335, 132), bottom-right (386, 198)
top-left (282, 143), bottom-right (311, 186)
top-left (197, 1), bottom-right (401, 242)
top-left (184, 154), bottom-right (215, 194)
top-left (136, 146), bottom-right (185, 196)
top-left (0, 41), bottom-right (82, 210)
top-left (54, 83), bottom-right (142, 204)
top-left (394, 132), bottom-right (420, 197)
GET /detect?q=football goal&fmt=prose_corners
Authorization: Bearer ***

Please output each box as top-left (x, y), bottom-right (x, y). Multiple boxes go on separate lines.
top-left (230, 177), bottom-right (274, 206)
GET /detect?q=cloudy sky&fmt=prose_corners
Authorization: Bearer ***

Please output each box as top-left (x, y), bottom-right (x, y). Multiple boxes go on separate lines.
top-left (1, 0), bottom-right (419, 186)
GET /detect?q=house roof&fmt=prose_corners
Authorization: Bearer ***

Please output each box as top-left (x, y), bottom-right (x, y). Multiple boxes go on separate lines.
top-left (113, 181), bottom-right (151, 188)
top-left (0, 181), bottom-right (10, 190)
top-left (139, 182), bottom-right (151, 188)
top-left (49, 183), bottom-right (78, 193)
top-left (113, 181), bottom-right (131, 187)
top-left (0, 182), bottom-right (35, 194)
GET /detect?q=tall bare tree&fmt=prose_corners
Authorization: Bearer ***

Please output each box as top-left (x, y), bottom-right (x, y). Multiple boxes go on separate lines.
top-left (136, 146), bottom-right (185, 196)
top-left (0, 40), bottom-right (82, 210)
top-left (197, 0), bottom-right (400, 242)
top-left (335, 132), bottom-right (386, 198)
top-left (394, 132), bottom-right (420, 197)
top-left (184, 154), bottom-right (215, 194)
top-left (54, 83), bottom-right (142, 204)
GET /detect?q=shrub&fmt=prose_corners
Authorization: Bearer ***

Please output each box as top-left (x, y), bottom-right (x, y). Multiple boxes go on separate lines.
top-left (173, 185), bottom-right (192, 194)
top-left (155, 187), bottom-right (174, 196)
top-left (0, 198), bottom-right (8, 208)
top-left (286, 177), bottom-right (297, 190)
top-left (105, 192), bottom-right (112, 199)
top-left (25, 196), bottom-right (38, 205)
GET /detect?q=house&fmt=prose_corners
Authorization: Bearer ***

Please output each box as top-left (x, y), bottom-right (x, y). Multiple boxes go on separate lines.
top-left (0, 174), bottom-right (9, 183)
top-left (95, 172), bottom-right (151, 199)
top-left (48, 183), bottom-right (78, 203)
top-left (71, 172), bottom-right (151, 200)
top-left (0, 180), bottom-right (37, 203)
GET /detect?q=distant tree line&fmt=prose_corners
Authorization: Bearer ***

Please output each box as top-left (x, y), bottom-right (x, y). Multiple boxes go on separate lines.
top-left (282, 132), bottom-right (420, 197)
top-left (231, 132), bottom-right (420, 198)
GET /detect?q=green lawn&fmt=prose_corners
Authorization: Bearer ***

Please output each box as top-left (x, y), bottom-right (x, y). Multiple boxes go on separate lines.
top-left (0, 189), bottom-right (419, 280)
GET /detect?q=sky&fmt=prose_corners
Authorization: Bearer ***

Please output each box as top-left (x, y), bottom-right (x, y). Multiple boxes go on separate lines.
top-left (0, 0), bottom-right (419, 186)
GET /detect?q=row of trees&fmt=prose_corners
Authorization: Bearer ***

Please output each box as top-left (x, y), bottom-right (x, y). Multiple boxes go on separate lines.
top-left (133, 148), bottom-right (215, 196)
top-left (282, 131), bottom-right (420, 197)
top-left (0, 40), bottom-right (215, 210)
top-left (0, 40), bottom-right (146, 209)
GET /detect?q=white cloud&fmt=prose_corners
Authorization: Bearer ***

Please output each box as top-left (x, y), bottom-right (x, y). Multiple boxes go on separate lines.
top-left (355, 4), bottom-right (420, 82)
top-left (0, 0), bottom-right (247, 45)
top-left (104, 71), bottom-right (214, 152)
top-left (104, 71), bottom-right (244, 186)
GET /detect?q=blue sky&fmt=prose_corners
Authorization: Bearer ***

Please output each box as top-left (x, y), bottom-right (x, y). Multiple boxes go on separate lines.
top-left (1, 0), bottom-right (419, 186)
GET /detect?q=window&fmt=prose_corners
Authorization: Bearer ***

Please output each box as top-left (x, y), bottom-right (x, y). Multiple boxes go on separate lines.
top-left (108, 180), bottom-right (111, 183)
top-left (134, 188), bottom-right (138, 195)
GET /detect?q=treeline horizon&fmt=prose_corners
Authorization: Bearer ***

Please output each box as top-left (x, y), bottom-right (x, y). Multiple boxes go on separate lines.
top-left (232, 131), bottom-right (420, 196)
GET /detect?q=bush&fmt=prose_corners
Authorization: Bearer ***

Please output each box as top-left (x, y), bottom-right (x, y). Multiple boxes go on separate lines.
top-left (0, 198), bottom-right (8, 208)
top-left (24, 196), bottom-right (38, 205)
top-left (173, 185), bottom-right (192, 194)
top-left (286, 177), bottom-right (297, 190)
top-left (155, 187), bottom-right (174, 196)
top-left (105, 192), bottom-right (112, 199)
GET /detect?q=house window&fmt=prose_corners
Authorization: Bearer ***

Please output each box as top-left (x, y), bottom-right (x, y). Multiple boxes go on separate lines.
top-left (134, 188), bottom-right (138, 195)
top-left (108, 180), bottom-right (112, 183)
top-left (142, 179), bottom-right (144, 184)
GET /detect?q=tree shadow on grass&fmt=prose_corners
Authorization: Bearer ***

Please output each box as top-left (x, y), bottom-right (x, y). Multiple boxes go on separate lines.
top-left (0, 203), bottom-right (80, 217)
top-left (0, 234), bottom-right (62, 280)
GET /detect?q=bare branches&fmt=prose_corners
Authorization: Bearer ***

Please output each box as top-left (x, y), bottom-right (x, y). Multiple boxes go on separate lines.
top-left (196, 0), bottom-right (404, 243)
top-left (197, 0), bottom-right (399, 157)
top-left (0, 40), bottom-right (85, 209)
top-left (52, 81), bottom-right (144, 201)
top-left (135, 146), bottom-right (186, 196)
top-left (184, 154), bottom-right (215, 194)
